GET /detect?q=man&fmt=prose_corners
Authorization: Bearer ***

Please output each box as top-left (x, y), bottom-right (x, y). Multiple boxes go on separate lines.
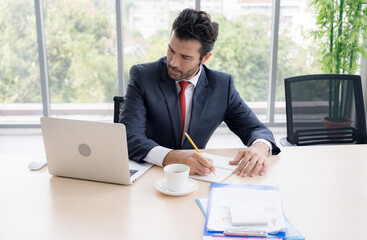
top-left (120, 8), bottom-right (280, 178)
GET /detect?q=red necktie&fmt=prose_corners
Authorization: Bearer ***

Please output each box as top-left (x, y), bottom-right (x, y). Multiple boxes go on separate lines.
top-left (179, 81), bottom-right (190, 139)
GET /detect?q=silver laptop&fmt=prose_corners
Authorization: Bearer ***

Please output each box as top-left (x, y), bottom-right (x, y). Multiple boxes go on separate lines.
top-left (40, 117), bottom-right (153, 185)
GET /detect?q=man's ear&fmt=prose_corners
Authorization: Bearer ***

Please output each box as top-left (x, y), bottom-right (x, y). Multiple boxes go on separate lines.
top-left (201, 52), bottom-right (212, 64)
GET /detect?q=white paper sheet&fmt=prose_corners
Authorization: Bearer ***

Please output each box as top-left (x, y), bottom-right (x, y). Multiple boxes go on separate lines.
top-left (189, 153), bottom-right (237, 183)
top-left (206, 185), bottom-right (287, 233)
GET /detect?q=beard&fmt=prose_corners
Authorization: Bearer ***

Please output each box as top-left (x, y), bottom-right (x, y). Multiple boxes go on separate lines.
top-left (167, 63), bottom-right (201, 81)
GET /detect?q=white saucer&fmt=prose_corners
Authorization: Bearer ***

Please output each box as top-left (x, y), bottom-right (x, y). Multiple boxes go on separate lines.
top-left (155, 178), bottom-right (198, 196)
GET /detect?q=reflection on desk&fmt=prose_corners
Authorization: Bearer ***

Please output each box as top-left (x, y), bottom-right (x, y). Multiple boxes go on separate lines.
top-left (1, 145), bottom-right (367, 240)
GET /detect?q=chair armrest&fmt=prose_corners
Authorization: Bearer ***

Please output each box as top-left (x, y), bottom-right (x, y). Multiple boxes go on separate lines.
top-left (279, 137), bottom-right (294, 147)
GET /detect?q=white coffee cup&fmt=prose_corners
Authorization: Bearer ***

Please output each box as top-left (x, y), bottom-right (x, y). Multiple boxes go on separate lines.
top-left (164, 164), bottom-right (190, 192)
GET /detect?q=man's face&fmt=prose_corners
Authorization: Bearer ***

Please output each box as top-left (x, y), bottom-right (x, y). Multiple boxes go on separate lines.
top-left (166, 31), bottom-right (210, 81)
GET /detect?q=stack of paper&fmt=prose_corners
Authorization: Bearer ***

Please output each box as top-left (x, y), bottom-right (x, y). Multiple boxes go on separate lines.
top-left (199, 183), bottom-right (305, 240)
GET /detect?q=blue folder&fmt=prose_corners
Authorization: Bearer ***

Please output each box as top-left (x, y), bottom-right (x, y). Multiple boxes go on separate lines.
top-left (197, 183), bottom-right (305, 240)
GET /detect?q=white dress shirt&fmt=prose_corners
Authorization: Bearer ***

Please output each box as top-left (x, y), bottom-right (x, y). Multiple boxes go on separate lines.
top-left (143, 66), bottom-right (272, 166)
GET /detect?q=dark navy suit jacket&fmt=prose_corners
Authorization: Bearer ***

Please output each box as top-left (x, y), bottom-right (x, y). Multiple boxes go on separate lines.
top-left (120, 57), bottom-right (280, 162)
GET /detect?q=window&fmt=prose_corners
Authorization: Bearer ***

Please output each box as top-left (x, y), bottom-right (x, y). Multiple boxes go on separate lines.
top-left (44, 0), bottom-right (117, 121)
top-left (0, 0), bottom-right (364, 127)
top-left (0, 0), bottom-right (42, 125)
top-left (122, 0), bottom-right (195, 90)
top-left (202, 0), bottom-right (273, 122)
top-left (275, 0), bottom-right (320, 123)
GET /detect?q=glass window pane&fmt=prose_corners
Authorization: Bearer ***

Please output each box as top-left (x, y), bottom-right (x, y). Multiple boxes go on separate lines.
top-left (0, 0), bottom-right (42, 125)
top-left (44, 0), bottom-right (117, 121)
top-left (202, 0), bottom-right (273, 122)
top-left (275, 0), bottom-right (320, 123)
top-left (122, 0), bottom-right (195, 89)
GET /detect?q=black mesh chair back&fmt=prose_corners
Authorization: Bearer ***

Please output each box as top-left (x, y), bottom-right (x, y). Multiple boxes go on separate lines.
top-left (113, 96), bottom-right (125, 123)
top-left (284, 74), bottom-right (367, 146)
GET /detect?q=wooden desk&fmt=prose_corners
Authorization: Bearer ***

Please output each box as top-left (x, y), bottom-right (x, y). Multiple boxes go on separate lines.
top-left (1, 145), bottom-right (367, 240)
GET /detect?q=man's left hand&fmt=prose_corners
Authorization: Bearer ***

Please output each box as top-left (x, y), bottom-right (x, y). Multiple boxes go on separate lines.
top-left (229, 142), bottom-right (270, 177)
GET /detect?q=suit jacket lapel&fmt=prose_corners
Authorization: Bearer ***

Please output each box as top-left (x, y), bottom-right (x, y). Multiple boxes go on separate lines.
top-left (183, 69), bottom-right (211, 148)
top-left (159, 66), bottom-right (182, 147)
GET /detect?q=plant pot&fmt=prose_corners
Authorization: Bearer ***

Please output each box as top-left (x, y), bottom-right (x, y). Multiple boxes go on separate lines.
top-left (322, 116), bottom-right (353, 140)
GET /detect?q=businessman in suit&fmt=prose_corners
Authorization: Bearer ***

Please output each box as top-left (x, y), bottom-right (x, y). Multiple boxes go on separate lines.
top-left (120, 8), bottom-right (280, 177)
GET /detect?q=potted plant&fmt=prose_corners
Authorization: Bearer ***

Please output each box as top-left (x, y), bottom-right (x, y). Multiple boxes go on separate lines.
top-left (309, 0), bottom-right (367, 127)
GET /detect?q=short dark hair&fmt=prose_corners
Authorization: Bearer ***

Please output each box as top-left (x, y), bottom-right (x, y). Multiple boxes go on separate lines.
top-left (172, 8), bottom-right (219, 59)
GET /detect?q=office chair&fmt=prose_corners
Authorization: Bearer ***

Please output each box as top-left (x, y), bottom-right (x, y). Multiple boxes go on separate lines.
top-left (113, 96), bottom-right (124, 123)
top-left (280, 74), bottom-right (367, 146)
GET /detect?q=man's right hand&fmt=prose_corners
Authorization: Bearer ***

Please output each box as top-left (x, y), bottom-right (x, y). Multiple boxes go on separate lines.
top-left (162, 150), bottom-right (215, 175)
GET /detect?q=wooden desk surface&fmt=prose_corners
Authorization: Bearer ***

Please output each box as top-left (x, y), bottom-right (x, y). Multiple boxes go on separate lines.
top-left (1, 145), bottom-right (367, 240)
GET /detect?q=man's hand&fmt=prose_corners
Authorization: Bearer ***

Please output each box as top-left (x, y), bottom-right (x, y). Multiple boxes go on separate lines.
top-left (229, 142), bottom-right (270, 177)
top-left (162, 150), bottom-right (216, 175)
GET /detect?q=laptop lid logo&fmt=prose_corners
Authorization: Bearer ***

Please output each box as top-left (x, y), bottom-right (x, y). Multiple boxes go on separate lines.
top-left (78, 143), bottom-right (91, 157)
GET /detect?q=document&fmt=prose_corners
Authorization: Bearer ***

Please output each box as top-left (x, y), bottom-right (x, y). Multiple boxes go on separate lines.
top-left (205, 184), bottom-right (287, 234)
top-left (197, 193), bottom-right (305, 240)
top-left (189, 153), bottom-right (237, 183)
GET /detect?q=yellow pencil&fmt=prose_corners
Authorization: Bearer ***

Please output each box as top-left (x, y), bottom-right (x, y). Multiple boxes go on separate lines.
top-left (184, 132), bottom-right (216, 175)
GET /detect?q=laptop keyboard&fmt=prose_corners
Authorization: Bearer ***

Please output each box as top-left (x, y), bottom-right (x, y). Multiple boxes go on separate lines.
top-left (129, 169), bottom-right (138, 177)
